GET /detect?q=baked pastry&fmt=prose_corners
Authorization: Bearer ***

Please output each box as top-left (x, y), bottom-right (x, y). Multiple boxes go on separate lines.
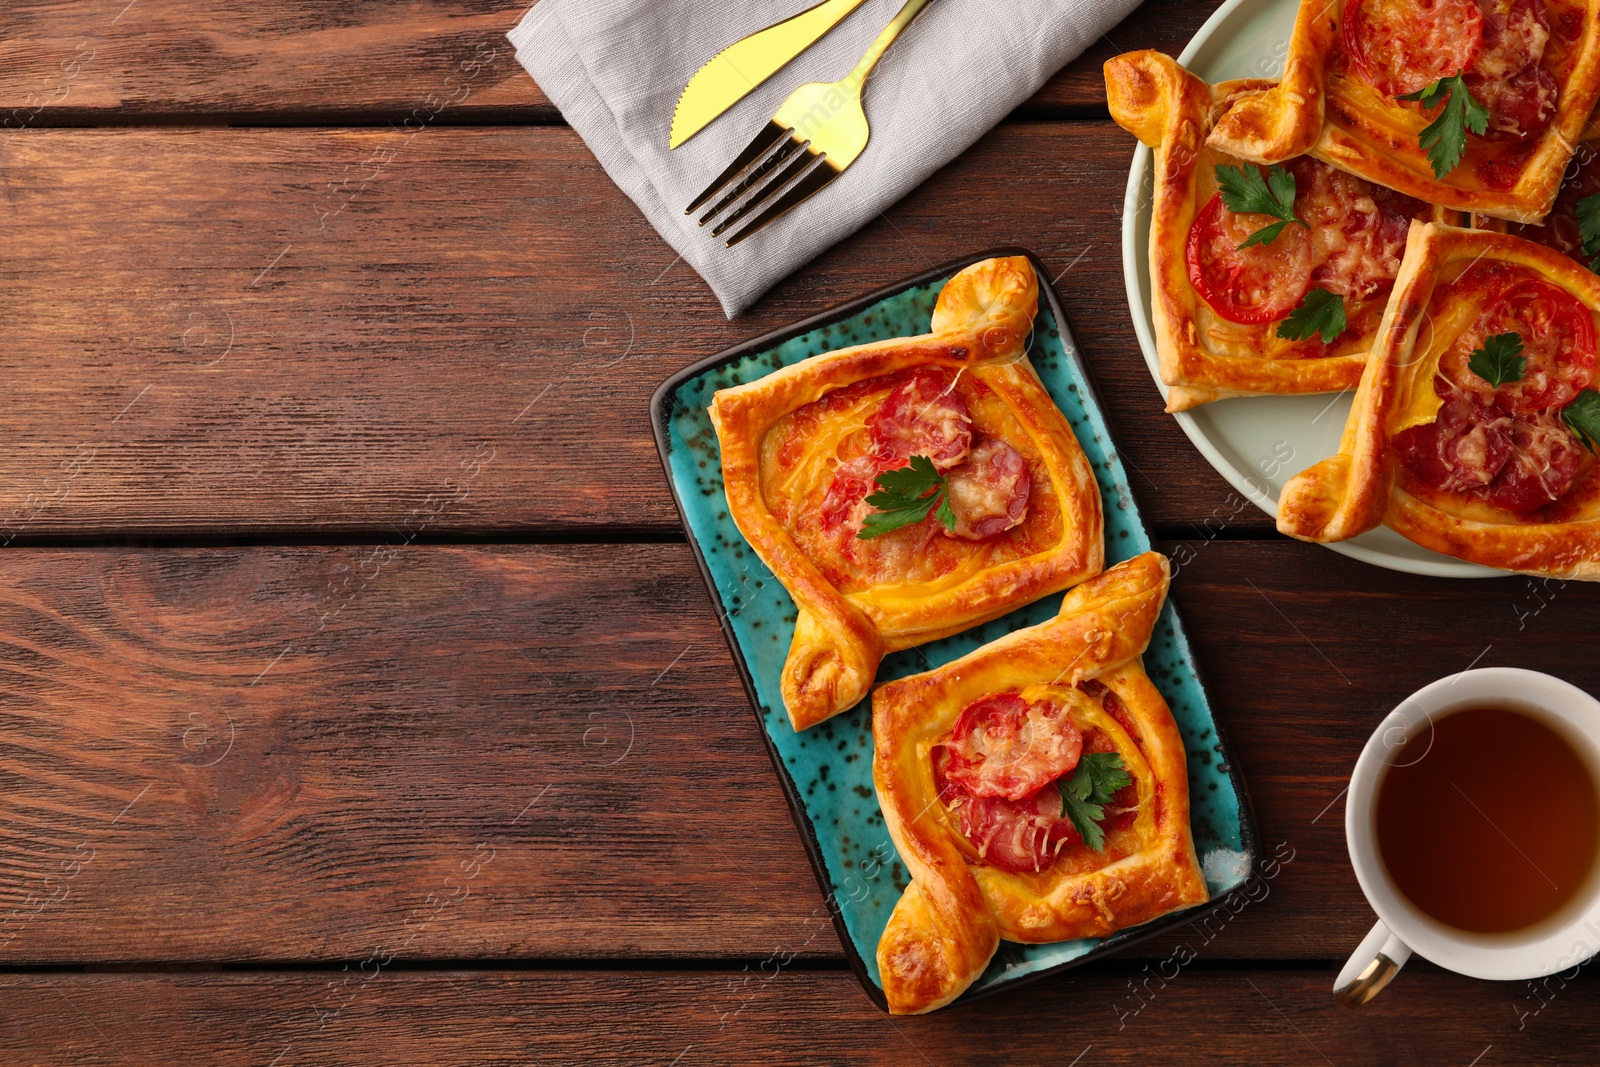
top-left (1207, 0), bottom-right (1600, 224)
top-left (709, 257), bottom-right (1104, 731)
top-left (1278, 221), bottom-right (1600, 578)
top-left (873, 552), bottom-right (1209, 1014)
top-left (1495, 137), bottom-right (1600, 257)
top-left (1107, 50), bottom-right (1444, 411)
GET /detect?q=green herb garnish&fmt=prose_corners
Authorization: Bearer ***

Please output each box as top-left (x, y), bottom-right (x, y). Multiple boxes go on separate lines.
top-left (1467, 332), bottom-right (1526, 389)
top-left (1057, 752), bottom-right (1134, 853)
top-left (1277, 287), bottom-right (1348, 344)
top-left (1562, 388), bottom-right (1600, 453)
top-left (1215, 163), bottom-right (1308, 249)
top-left (857, 455), bottom-right (957, 540)
top-left (1397, 71), bottom-right (1489, 179)
top-left (1576, 192), bottom-right (1600, 274)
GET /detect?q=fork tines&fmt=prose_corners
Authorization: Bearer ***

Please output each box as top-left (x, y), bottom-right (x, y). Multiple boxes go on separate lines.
top-left (685, 121), bottom-right (842, 247)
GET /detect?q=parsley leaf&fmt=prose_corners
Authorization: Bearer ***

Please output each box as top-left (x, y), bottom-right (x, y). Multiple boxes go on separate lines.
top-left (1397, 71), bottom-right (1489, 179)
top-left (1215, 163), bottom-right (1308, 249)
top-left (1276, 287), bottom-right (1348, 344)
top-left (1563, 388), bottom-right (1600, 453)
top-left (1576, 192), bottom-right (1600, 273)
top-left (857, 455), bottom-right (957, 540)
top-left (1057, 752), bottom-right (1134, 853)
top-left (1467, 332), bottom-right (1526, 389)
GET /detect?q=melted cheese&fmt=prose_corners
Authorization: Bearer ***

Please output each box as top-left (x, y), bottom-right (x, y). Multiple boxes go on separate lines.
top-left (1299, 164), bottom-right (1408, 301)
top-left (766, 394), bottom-right (876, 503)
top-left (855, 550), bottom-right (1000, 610)
top-left (1475, 1), bottom-right (1551, 83)
top-left (1314, 201), bottom-right (1400, 300)
top-left (946, 460), bottom-right (1015, 518)
top-left (1390, 273), bottom-right (1498, 433)
top-left (1028, 682), bottom-right (1155, 847)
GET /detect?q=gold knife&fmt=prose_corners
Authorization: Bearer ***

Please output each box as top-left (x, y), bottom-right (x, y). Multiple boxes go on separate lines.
top-left (669, 0), bottom-right (870, 150)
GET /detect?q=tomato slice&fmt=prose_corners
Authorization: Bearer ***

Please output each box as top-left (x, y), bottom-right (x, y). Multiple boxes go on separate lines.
top-left (1440, 278), bottom-right (1598, 415)
top-left (1343, 0), bottom-right (1485, 97)
top-left (948, 789), bottom-right (1084, 874)
top-left (939, 693), bottom-right (1082, 802)
top-left (1185, 192), bottom-right (1315, 325)
top-left (934, 721), bottom-right (1139, 874)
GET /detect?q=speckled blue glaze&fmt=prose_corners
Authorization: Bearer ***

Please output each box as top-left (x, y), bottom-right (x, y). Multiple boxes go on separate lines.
top-left (658, 265), bottom-right (1251, 1003)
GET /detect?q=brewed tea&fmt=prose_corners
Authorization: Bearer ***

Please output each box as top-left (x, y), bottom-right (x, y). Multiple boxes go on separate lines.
top-left (1376, 704), bottom-right (1600, 934)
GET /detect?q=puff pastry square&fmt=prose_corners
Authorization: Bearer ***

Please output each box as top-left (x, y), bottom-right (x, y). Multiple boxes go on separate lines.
top-left (872, 552), bottom-right (1209, 1015)
top-left (709, 257), bottom-right (1104, 731)
top-left (1107, 50), bottom-right (1445, 411)
top-left (1279, 221), bottom-right (1600, 578)
top-left (1208, 0), bottom-right (1600, 224)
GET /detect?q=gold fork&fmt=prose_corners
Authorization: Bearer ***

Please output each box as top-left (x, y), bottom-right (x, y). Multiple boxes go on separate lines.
top-left (685, 0), bottom-right (936, 248)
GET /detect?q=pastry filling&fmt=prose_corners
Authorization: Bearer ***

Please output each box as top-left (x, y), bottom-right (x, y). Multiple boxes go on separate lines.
top-left (1507, 141), bottom-right (1600, 261)
top-left (1186, 157), bottom-right (1425, 333)
top-left (1395, 263), bottom-right (1597, 511)
top-left (933, 685), bottom-right (1138, 874)
top-left (1344, 0), bottom-right (1558, 141)
top-left (818, 368), bottom-right (1030, 544)
top-left (760, 366), bottom-right (1056, 590)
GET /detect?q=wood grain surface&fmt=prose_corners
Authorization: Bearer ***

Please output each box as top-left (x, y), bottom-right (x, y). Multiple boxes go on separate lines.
top-left (3, 968), bottom-right (1591, 1066)
top-left (0, 122), bottom-right (1259, 539)
top-left (0, 0), bottom-right (1224, 121)
top-left (0, 540), bottom-right (1588, 965)
top-left (4, 2), bottom-right (1591, 1059)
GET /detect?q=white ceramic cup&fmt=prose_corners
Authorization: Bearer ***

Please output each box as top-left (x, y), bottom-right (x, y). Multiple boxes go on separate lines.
top-left (1336, 668), bottom-right (1600, 1004)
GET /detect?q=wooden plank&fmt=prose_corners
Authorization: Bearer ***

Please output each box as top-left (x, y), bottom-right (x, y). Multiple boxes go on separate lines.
top-left (0, 1), bottom-right (1223, 122)
top-left (0, 121), bottom-right (1256, 538)
top-left (0, 540), bottom-right (1593, 964)
top-left (1035, 0), bottom-right (1225, 116)
top-left (0, 543), bottom-right (820, 964)
top-left (1, 968), bottom-right (1589, 1064)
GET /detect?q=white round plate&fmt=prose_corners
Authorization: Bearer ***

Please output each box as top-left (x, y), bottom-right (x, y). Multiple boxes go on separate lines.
top-left (1119, 0), bottom-right (1499, 578)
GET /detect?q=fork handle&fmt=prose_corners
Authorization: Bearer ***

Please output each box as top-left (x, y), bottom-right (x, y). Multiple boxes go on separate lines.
top-left (846, 0), bottom-right (935, 88)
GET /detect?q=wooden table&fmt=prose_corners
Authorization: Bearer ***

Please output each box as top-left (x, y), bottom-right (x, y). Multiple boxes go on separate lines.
top-left (1, 2), bottom-right (1596, 1063)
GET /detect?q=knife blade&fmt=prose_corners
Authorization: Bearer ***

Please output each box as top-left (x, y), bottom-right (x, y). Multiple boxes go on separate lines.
top-left (669, 0), bottom-right (870, 150)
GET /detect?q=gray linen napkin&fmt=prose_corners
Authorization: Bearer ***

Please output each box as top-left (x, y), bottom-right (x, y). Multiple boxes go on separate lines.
top-left (510, 0), bottom-right (1141, 317)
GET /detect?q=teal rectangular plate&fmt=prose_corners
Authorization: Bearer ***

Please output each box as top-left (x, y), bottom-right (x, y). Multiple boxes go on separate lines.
top-left (650, 247), bottom-right (1257, 1011)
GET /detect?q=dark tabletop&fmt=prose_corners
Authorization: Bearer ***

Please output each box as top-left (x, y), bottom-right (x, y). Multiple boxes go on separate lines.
top-left (0, 1), bottom-right (1595, 1063)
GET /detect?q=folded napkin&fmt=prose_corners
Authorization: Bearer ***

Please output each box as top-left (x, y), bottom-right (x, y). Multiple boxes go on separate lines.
top-left (510, 0), bottom-right (1142, 317)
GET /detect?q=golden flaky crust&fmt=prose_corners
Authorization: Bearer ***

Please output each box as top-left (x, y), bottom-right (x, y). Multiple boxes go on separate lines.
top-left (871, 554), bottom-right (1209, 1015)
top-left (1208, 0), bottom-right (1600, 225)
top-left (709, 258), bottom-right (1105, 731)
top-left (1278, 222), bottom-right (1600, 578)
top-left (1106, 50), bottom-right (1382, 411)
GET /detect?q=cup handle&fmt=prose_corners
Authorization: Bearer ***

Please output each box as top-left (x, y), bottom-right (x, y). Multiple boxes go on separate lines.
top-left (1334, 920), bottom-right (1413, 1006)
